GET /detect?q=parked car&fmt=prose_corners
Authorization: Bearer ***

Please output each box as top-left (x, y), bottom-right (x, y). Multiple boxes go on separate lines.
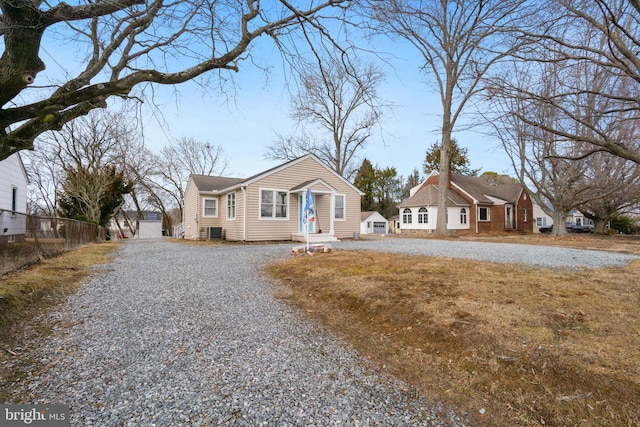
top-left (539, 223), bottom-right (593, 234)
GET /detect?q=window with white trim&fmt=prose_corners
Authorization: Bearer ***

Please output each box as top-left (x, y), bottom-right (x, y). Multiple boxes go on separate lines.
top-left (203, 198), bottom-right (218, 217)
top-left (402, 208), bottom-right (412, 224)
top-left (227, 192), bottom-right (236, 219)
top-left (460, 208), bottom-right (467, 224)
top-left (523, 207), bottom-right (527, 222)
top-left (418, 207), bottom-right (428, 224)
top-left (334, 194), bottom-right (345, 220)
top-left (260, 189), bottom-right (288, 219)
top-left (478, 207), bottom-right (490, 221)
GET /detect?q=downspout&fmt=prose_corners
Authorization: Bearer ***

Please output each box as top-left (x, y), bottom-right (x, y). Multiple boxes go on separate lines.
top-left (242, 186), bottom-right (247, 242)
top-left (475, 203), bottom-right (479, 234)
top-left (329, 192), bottom-right (335, 236)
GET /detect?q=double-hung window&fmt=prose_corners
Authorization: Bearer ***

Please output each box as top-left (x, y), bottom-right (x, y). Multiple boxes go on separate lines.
top-left (203, 198), bottom-right (218, 217)
top-left (260, 189), bottom-right (288, 219)
top-left (478, 207), bottom-right (490, 221)
top-left (460, 208), bottom-right (467, 224)
top-left (227, 192), bottom-right (236, 219)
top-left (334, 194), bottom-right (345, 220)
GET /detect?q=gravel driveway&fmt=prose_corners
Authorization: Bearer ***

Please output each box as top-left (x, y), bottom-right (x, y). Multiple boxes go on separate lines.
top-left (14, 238), bottom-right (637, 426)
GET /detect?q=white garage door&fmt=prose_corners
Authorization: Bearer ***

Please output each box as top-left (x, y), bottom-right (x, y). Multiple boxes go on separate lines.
top-left (373, 222), bottom-right (386, 234)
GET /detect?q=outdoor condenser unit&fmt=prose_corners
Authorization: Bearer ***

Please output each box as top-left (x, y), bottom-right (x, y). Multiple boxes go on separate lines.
top-left (206, 226), bottom-right (223, 240)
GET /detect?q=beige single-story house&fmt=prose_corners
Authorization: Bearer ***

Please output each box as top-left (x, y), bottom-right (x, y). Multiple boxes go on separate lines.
top-left (182, 154), bottom-right (363, 242)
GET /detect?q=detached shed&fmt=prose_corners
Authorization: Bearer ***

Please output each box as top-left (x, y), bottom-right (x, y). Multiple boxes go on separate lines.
top-left (360, 211), bottom-right (388, 235)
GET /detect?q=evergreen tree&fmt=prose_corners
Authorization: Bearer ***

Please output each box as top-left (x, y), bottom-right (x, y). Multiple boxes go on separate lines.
top-left (423, 139), bottom-right (479, 175)
top-left (353, 159), bottom-right (377, 211)
top-left (58, 164), bottom-right (132, 227)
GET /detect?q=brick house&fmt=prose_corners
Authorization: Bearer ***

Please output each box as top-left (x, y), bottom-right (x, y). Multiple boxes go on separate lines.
top-left (397, 171), bottom-right (533, 236)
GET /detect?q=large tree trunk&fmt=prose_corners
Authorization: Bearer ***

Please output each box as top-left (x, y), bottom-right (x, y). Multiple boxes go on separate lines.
top-left (592, 218), bottom-right (608, 234)
top-left (551, 209), bottom-right (569, 236)
top-left (435, 86), bottom-right (454, 235)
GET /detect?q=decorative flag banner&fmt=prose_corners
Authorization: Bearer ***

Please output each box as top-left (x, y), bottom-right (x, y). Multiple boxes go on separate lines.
top-left (303, 188), bottom-right (315, 224)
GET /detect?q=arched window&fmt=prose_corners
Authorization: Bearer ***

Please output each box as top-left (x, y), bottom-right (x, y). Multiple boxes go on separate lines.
top-left (402, 208), bottom-right (412, 224)
top-left (418, 207), bottom-right (428, 224)
top-left (460, 208), bottom-right (467, 224)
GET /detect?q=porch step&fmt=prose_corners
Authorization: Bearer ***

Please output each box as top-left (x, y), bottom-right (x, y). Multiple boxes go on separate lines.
top-left (292, 233), bottom-right (339, 243)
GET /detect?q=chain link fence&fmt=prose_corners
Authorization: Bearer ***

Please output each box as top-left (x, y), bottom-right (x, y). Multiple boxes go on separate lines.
top-left (0, 209), bottom-right (107, 277)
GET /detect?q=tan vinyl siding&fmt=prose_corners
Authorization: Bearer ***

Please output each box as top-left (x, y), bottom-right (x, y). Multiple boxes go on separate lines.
top-left (243, 156), bottom-right (360, 241)
top-left (220, 189), bottom-right (245, 241)
top-left (183, 178), bottom-right (200, 239)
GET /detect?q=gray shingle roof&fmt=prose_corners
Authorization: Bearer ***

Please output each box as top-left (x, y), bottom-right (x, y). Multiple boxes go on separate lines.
top-left (398, 184), bottom-right (470, 208)
top-left (190, 175), bottom-right (245, 192)
top-left (399, 173), bottom-right (525, 208)
top-left (451, 174), bottom-right (522, 204)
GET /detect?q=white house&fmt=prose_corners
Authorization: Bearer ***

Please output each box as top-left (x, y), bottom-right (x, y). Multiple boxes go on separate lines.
top-left (0, 152), bottom-right (29, 243)
top-left (533, 204), bottom-right (553, 233)
top-left (360, 211), bottom-right (388, 235)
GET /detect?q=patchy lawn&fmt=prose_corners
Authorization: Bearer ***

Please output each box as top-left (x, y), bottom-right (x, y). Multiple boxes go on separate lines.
top-left (267, 236), bottom-right (640, 426)
top-left (0, 242), bottom-right (121, 403)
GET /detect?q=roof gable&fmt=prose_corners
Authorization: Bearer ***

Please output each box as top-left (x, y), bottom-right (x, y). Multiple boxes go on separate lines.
top-left (241, 154), bottom-right (363, 195)
top-left (189, 154), bottom-right (363, 195)
top-left (289, 178), bottom-right (337, 194)
top-left (402, 172), bottom-right (526, 207)
top-left (398, 184), bottom-right (470, 208)
top-left (360, 211), bottom-right (387, 222)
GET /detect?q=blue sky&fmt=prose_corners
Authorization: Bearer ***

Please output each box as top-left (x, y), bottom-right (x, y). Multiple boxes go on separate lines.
top-left (34, 10), bottom-right (514, 182)
top-left (136, 38), bottom-right (514, 181)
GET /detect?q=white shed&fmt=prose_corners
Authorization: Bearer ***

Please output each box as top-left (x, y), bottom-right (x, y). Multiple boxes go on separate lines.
top-left (360, 211), bottom-right (388, 235)
top-left (137, 220), bottom-right (163, 238)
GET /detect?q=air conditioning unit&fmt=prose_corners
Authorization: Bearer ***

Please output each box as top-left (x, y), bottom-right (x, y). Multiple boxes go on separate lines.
top-left (206, 227), bottom-right (223, 240)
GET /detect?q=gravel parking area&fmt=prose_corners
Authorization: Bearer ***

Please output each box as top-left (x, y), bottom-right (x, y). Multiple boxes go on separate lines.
top-left (12, 237), bottom-right (637, 426)
top-left (18, 239), bottom-right (467, 426)
top-left (334, 237), bottom-right (639, 269)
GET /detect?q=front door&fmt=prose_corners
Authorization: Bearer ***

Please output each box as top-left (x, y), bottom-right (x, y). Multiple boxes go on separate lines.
top-left (506, 205), bottom-right (513, 229)
top-left (299, 194), bottom-right (315, 233)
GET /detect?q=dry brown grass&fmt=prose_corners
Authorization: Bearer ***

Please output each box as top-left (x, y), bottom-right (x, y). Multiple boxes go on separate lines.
top-left (0, 241), bottom-right (121, 403)
top-left (0, 241), bottom-right (121, 333)
top-left (267, 236), bottom-right (640, 426)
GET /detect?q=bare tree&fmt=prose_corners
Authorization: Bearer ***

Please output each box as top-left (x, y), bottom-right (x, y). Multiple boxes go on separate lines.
top-left (487, 52), bottom-right (639, 236)
top-left (578, 152), bottom-right (640, 233)
top-left (148, 137), bottom-right (228, 222)
top-left (0, 0), bottom-right (350, 161)
top-left (502, 0), bottom-right (640, 164)
top-left (364, 0), bottom-right (531, 234)
top-left (265, 54), bottom-right (384, 179)
top-left (23, 144), bottom-right (63, 216)
top-left (28, 110), bottom-right (139, 225)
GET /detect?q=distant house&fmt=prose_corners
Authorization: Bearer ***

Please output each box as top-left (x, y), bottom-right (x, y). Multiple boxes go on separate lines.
top-left (533, 204), bottom-right (553, 233)
top-left (360, 211), bottom-right (388, 235)
top-left (182, 154), bottom-right (363, 242)
top-left (0, 152), bottom-right (29, 244)
top-left (533, 208), bottom-right (596, 233)
top-left (397, 171), bottom-right (533, 235)
top-left (566, 209), bottom-right (594, 228)
top-left (111, 210), bottom-right (163, 238)
top-left (387, 215), bottom-right (401, 234)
